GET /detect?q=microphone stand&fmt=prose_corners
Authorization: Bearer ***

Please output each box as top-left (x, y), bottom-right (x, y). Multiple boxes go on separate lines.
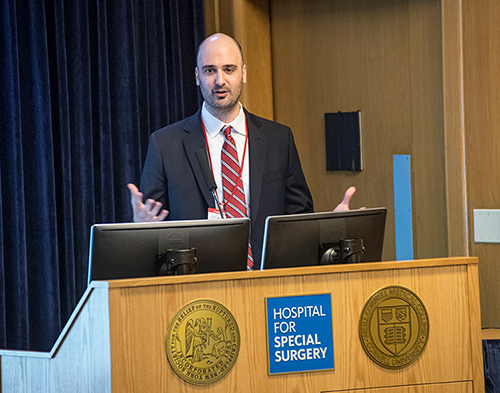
top-left (212, 190), bottom-right (224, 219)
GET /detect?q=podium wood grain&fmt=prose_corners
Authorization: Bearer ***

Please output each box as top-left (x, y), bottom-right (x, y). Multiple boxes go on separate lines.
top-left (1, 258), bottom-right (484, 392)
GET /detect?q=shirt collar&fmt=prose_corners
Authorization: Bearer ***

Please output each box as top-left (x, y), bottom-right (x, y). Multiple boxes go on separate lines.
top-left (201, 102), bottom-right (246, 138)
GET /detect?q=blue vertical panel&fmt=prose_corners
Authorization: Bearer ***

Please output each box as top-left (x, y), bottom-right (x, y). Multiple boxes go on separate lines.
top-left (393, 155), bottom-right (414, 260)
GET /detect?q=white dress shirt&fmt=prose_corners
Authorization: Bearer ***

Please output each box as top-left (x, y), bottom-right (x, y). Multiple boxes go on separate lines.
top-left (201, 102), bottom-right (251, 212)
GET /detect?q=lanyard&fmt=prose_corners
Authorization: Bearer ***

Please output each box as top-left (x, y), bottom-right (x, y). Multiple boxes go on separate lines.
top-left (201, 114), bottom-right (249, 210)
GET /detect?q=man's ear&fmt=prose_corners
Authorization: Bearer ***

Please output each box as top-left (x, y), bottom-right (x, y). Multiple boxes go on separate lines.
top-left (195, 67), bottom-right (200, 86)
top-left (242, 64), bottom-right (247, 84)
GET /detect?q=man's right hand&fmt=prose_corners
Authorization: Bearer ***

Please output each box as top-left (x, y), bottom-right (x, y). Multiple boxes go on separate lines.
top-left (127, 183), bottom-right (169, 222)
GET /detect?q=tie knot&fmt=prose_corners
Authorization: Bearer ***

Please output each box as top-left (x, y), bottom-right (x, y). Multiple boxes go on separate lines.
top-left (223, 125), bottom-right (232, 138)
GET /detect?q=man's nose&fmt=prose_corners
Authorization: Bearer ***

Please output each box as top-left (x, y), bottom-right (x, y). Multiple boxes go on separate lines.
top-left (215, 71), bottom-right (225, 86)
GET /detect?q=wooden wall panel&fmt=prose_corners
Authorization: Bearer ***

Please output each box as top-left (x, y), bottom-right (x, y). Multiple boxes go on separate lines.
top-left (270, 0), bottom-right (447, 261)
top-left (441, 0), bottom-right (468, 257)
top-left (463, 0), bottom-right (500, 327)
top-left (407, 0), bottom-right (448, 258)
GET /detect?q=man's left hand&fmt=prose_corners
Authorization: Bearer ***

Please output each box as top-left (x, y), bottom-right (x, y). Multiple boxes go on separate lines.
top-left (333, 186), bottom-right (359, 212)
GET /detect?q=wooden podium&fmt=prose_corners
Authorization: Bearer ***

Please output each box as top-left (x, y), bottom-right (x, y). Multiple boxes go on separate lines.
top-left (1, 257), bottom-right (485, 392)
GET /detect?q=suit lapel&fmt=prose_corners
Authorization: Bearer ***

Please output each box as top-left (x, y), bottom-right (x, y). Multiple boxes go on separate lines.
top-left (246, 110), bottom-right (266, 224)
top-left (183, 111), bottom-right (215, 208)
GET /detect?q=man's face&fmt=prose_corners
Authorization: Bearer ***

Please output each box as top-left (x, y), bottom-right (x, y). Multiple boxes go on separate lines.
top-left (195, 35), bottom-right (247, 116)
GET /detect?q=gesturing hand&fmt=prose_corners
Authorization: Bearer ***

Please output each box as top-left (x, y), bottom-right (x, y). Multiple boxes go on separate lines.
top-left (127, 183), bottom-right (169, 222)
top-left (333, 186), bottom-right (362, 212)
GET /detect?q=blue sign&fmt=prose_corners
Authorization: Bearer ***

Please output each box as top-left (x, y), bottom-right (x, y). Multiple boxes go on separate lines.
top-left (266, 293), bottom-right (334, 374)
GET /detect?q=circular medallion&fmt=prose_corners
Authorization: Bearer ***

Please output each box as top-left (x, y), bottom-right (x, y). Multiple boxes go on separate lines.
top-left (359, 285), bottom-right (429, 369)
top-left (165, 299), bottom-right (240, 385)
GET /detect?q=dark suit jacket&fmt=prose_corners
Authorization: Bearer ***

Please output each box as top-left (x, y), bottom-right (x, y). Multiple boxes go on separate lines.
top-left (140, 108), bottom-right (313, 268)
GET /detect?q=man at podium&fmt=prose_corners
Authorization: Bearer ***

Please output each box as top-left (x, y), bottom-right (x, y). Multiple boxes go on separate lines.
top-left (127, 33), bottom-right (356, 268)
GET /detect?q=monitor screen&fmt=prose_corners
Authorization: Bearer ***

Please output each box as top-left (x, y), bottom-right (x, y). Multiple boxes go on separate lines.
top-left (87, 218), bottom-right (250, 284)
top-left (261, 208), bottom-right (387, 270)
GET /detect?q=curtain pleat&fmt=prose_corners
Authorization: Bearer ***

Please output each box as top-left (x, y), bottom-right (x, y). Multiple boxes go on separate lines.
top-left (0, 0), bottom-right (204, 351)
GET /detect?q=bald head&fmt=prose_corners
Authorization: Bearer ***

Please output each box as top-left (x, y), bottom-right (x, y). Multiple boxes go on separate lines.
top-left (196, 33), bottom-right (244, 69)
top-left (195, 33), bottom-right (247, 122)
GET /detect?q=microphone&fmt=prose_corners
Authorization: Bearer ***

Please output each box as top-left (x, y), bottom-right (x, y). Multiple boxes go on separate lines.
top-left (195, 149), bottom-right (224, 218)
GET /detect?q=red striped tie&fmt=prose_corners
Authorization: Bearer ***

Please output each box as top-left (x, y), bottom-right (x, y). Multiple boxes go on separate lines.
top-left (221, 125), bottom-right (254, 270)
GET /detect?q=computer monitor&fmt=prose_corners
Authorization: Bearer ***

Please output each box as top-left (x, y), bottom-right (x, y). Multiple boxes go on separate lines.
top-left (87, 218), bottom-right (250, 284)
top-left (260, 208), bottom-right (387, 270)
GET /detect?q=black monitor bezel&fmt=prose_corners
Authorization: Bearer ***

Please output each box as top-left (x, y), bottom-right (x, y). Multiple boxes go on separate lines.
top-left (87, 218), bottom-right (250, 284)
top-left (260, 208), bottom-right (387, 270)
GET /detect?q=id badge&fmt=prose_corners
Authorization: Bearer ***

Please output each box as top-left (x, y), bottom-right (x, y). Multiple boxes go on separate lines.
top-left (208, 207), bottom-right (225, 220)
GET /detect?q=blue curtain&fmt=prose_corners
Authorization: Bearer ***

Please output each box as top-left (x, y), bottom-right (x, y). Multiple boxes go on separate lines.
top-left (0, 0), bottom-right (204, 351)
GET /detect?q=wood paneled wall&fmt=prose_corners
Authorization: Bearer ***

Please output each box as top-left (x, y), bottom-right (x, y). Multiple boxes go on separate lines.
top-left (270, 0), bottom-right (447, 262)
top-left (463, 0), bottom-right (500, 327)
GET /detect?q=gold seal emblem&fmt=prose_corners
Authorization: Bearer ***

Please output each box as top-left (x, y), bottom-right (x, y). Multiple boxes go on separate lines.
top-left (359, 286), bottom-right (429, 369)
top-left (165, 299), bottom-right (240, 385)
